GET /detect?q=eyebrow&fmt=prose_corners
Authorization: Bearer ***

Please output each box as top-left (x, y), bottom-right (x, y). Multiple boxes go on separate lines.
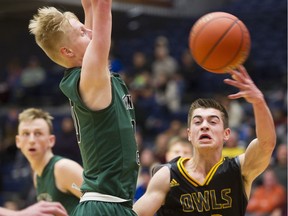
top-left (193, 115), bottom-right (220, 120)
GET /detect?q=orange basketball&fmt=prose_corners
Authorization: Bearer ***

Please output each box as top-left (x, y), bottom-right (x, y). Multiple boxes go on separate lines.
top-left (189, 12), bottom-right (251, 73)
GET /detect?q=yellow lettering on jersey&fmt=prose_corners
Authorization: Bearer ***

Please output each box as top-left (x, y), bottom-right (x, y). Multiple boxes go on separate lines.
top-left (210, 190), bottom-right (222, 209)
top-left (221, 188), bottom-right (232, 209)
top-left (180, 189), bottom-right (232, 212)
top-left (180, 194), bottom-right (194, 212)
top-left (192, 191), bottom-right (210, 212)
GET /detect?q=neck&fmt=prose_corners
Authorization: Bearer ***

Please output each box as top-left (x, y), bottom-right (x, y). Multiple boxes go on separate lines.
top-left (189, 149), bottom-right (222, 174)
top-left (30, 152), bottom-right (54, 176)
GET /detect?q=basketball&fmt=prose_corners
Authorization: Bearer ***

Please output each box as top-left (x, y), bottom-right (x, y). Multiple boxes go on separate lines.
top-left (189, 11), bottom-right (251, 73)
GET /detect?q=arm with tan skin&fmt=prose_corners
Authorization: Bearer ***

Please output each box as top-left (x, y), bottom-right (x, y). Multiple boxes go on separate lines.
top-left (224, 65), bottom-right (276, 197)
top-left (54, 159), bottom-right (83, 198)
top-left (80, 0), bottom-right (112, 110)
top-left (82, 0), bottom-right (92, 29)
top-left (0, 201), bottom-right (68, 216)
top-left (133, 166), bottom-right (170, 216)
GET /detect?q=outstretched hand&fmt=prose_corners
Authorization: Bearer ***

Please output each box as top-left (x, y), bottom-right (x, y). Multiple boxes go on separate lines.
top-left (19, 201), bottom-right (68, 216)
top-left (224, 65), bottom-right (264, 104)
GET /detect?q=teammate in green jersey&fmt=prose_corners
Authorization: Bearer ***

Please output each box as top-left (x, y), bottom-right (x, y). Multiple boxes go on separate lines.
top-left (16, 108), bottom-right (83, 215)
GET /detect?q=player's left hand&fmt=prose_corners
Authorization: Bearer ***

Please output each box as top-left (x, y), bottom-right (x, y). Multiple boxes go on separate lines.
top-left (224, 65), bottom-right (264, 104)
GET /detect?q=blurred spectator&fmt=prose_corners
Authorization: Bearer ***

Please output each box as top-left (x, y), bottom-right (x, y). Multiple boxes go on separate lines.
top-left (3, 200), bottom-right (20, 210)
top-left (19, 56), bottom-right (46, 106)
top-left (178, 49), bottom-right (201, 98)
top-left (165, 136), bottom-right (193, 162)
top-left (164, 119), bottom-right (184, 138)
top-left (134, 167), bottom-right (151, 203)
top-left (130, 72), bottom-right (159, 136)
top-left (178, 125), bottom-right (189, 139)
top-left (216, 95), bottom-right (244, 129)
top-left (53, 116), bottom-right (82, 165)
top-left (246, 168), bottom-right (286, 216)
top-left (6, 60), bottom-right (23, 104)
top-left (154, 72), bottom-right (184, 114)
top-left (153, 133), bottom-right (171, 164)
top-left (126, 51), bottom-right (151, 78)
top-left (139, 148), bottom-right (158, 169)
top-left (272, 106), bottom-right (287, 145)
top-left (134, 147), bottom-right (158, 203)
top-left (152, 36), bottom-right (178, 80)
top-left (151, 36), bottom-right (182, 115)
top-left (271, 143), bottom-right (287, 190)
top-left (135, 129), bottom-right (144, 151)
top-left (222, 130), bottom-right (245, 158)
top-left (0, 106), bottom-right (19, 156)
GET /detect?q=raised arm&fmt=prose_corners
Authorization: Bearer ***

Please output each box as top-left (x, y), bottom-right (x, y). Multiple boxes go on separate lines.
top-left (80, 0), bottom-right (112, 110)
top-left (224, 65), bottom-right (276, 196)
top-left (82, 0), bottom-right (92, 29)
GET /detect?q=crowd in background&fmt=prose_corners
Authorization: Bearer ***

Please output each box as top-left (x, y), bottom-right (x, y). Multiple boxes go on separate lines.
top-left (0, 0), bottom-right (286, 215)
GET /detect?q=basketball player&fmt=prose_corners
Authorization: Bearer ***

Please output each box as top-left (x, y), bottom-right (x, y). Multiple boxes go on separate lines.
top-left (16, 108), bottom-right (83, 215)
top-left (0, 201), bottom-right (68, 216)
top-left (28, 0), bottom-right (139, 215)
top-left (133, 65), bottom-right (276, 216)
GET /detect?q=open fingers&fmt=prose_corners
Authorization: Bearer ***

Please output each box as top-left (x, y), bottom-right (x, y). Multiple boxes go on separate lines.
top-left (41, 202), bottom-right (68, 216)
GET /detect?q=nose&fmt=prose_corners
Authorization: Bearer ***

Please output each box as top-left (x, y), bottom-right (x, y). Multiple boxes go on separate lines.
top-left (28, 134), bottom-right (36, 143)
top-left (200, 120), bottom-right (209, 131)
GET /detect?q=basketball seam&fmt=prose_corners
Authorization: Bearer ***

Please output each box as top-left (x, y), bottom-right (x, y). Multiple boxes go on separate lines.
top-left (201, 19), bottom-right (239, 67)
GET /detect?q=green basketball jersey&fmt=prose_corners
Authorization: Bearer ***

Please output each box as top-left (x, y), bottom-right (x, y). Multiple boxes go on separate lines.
top-left (36, 156), bottom-right (79, 215)
top-left (60, 68), bottom-right (139, 207)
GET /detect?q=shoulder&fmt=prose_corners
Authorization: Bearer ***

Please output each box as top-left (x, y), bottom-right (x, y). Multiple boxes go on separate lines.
top-left (152, 156), bottom-right (180, 176)
top-left (53, 157), bottom-right (83, 182)
top-left (53, 158), bottom-right (83, 195)
top-left (54, 158), bottom-right (82, 173)
top-left (60, 67), bottom-right (81, 88)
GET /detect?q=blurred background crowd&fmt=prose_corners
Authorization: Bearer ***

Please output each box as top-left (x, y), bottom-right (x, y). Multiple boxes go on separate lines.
top-left (0, 0), bottom-right (286, 215)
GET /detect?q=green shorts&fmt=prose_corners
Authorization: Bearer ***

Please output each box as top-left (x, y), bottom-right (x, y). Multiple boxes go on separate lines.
top-left (71, 201), bottom-right (138, 216)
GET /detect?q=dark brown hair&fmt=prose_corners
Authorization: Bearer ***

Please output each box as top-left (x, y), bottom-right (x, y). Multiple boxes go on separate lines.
top-left (188, 98), bottom-right (229, 129)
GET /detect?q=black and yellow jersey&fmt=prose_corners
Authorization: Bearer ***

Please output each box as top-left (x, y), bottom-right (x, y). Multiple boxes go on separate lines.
top-left (156, 156), bottom-right (248, 216)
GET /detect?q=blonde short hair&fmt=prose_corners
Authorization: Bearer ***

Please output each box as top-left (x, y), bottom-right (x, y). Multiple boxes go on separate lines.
top-left (18, 108), bottom-right (54, 134)
top-left (28, 7), bottom-right (78, 66)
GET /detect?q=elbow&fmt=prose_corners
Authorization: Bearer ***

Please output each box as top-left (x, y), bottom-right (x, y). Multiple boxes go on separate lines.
top-left (260, 136), bottom-right (277, 153)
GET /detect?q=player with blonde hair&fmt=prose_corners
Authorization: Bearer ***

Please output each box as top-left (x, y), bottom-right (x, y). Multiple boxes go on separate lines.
top-left (29, 0), bottom-right (139, 215)
top-left (16, 108), bottom-right (83, 215)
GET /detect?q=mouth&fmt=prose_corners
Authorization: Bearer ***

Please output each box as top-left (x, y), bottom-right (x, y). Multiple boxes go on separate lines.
top-left (199, 134), bottom-right (212, 140)
top-left (28, 148), bottom-right (36, 152)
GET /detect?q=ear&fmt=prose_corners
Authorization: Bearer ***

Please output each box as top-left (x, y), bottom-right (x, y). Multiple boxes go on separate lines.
top-left (187, 128), bottom-right (191, 141)
top-left (49, 135), bottom-right (56, 148)
top-left (15, 135), bottom-right (21, 149)
top-left (60, 47), bottom-right (74, 57)
top-left (223, 128), bottom-right (231, 142)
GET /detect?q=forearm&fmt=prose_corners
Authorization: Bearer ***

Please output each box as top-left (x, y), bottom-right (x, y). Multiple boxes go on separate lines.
top-left (91, 0), bottom-right (112, 64)
top-left (0, 207), bottom-right (17, 216)
top-left (253, 98), bottom-right (276, 151)
top-left (82, 0), bottom-right (93, 29)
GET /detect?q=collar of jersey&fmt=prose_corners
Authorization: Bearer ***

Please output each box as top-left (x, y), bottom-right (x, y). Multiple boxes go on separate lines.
top-left (177, 157), bottom-right (225, 187)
